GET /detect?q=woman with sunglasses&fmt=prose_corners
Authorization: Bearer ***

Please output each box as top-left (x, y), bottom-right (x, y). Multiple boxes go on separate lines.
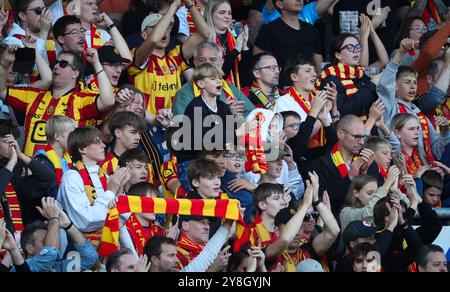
top-left (316, 33), bottom-right (378, 120)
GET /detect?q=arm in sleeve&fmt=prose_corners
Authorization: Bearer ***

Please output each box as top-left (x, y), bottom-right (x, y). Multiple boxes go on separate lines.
top-left (181, 226), bottom-right (230, 272)
top-left (57, 171), bottom-right (114, 232)
top-left (376, 60), bottom-right (399, 115)
top-left (26, 246), bottom-right (59, 272)
top-left (391, 189), bottom-right (410, 207)
top-left (284, 161), bottom-right (304, 200)
top-left (417, 86), bottom-right (447, 114)
top-left (222, 49), bottom-right (240, 79)
top-left (415, 202), bottom-right (443, 244)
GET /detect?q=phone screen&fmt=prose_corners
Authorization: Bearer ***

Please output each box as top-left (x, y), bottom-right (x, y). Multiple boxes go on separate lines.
top-left (12, 47), bottom-right (36, 74)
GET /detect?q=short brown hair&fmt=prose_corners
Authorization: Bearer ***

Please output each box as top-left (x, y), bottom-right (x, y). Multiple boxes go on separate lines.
top-left (118, 148), bottom-right (151, 167)
top-left (68, 127), bottom-right (103, 162)
top-left (421, 170), bottom-right (443, 191)
top-left (108, 111), bottom-right (146, 137)
top-left (253, 183), bottom-right (284, 213)
top-left (364, 136), bottom-right (391, 153)
top-left (187, 158), bottom-right (222, 186)
top-left (128, 182), bottom-right (160, 197)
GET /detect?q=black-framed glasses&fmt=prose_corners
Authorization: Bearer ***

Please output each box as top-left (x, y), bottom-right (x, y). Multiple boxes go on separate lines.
top-left (304, 211), bottom-right (319, 222)
top-left (255, 65), bottom-right (281, 72)
top-left (63, 28), bottom-right (86, 37)
top-left (341, 129), bottom-right (368, 142)
top-left (340, 44), bottom-right (364, 53)
top-left (54, 60), bottom-right (78, 71)
top-left (284, 122), bottom-right (301, 131)
top-left (410, 25), bottom-right (427, 34)
top-left (26, 7), bottom-right (45, 15)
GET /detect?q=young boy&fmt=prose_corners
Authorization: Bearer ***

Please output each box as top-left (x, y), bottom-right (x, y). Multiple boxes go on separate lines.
top-left (377, 39), bottom-right (450, 163)
top-left (235, 175), bottom-right (315, 272)
top-left (364, 136), bottom-right (393, 180)
top-left (0, 120), bottom-right (55, 228)
top-left (187, 158), bottom-right (224, 200)
top-left (58, 126), bottom-right (128, 247)
top-left (35, 116), bottom-right (77, 196)
top-left (421, 170), bottom-right (443, 208)
top-left (117, 148), bottom-right (153, 194)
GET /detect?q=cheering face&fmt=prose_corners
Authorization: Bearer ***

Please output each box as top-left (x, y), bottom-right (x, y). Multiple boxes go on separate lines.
top-left (292, 64), bottom-right (317, 92)
top-left (192, 175), bottom-right (222, 199)
top-left (157, 243), bottom-right (180, 272)
top-left (226, 152), bottom-right (245, 175)
top-left (80, 0), bottom-right (99, 23)
top-left (115, 125), bottom-right (141, 150)
top-left (395, 118), bottom-right (420, 148)
top-left (212, 2), bottom-right (232, 33)
top-left (354, 181), bottom-right (378, 207)
top-left (419, 252), bottom-right (448, 272)
top-left (103, 63), bottom-right (123, 87)
top-left (52, 54), bottom-right (80, 88)
top-left (396, 74), bottom-right (418, 102)
top-left (200, 76), bottom-right (223, 97)
top-left (373, 144), bottom-right (392, 170)
top-left (423, 187), bottom-right (442, 207)
top-left (59, 23), bottom-right (86, 54)
top-left (335, 36), bottom-right (361, 67)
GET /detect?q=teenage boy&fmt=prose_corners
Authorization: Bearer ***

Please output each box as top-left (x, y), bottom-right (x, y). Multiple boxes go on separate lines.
top-left (364, 136), bottom-right (393, 181)
top-left (421, 170), bottom-right (443, 208)
top-left (377, 39), bottom-right (450, 162)
top-left (57, 126), bottom-right (130, 247)
top-left (236, 172), bottom-right (316, 271)
top-left (0, 120), bottom-right (55, 228)
top-left (117, 148), bottom-right (157, 193)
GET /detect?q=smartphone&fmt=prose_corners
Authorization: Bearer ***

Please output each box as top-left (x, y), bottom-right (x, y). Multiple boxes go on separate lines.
top-left (12, 47), bottom-right (36, 74)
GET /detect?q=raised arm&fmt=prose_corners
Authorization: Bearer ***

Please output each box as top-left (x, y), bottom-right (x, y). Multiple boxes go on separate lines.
top-left (96, 13), bottom-right (133, 62)
top-left (21, 35), bottom-right (53, 90)
top-left (359, 14), bottom-right (371, 67)
top-left (316, 0), bottom-right (338, 16)
top-left (434, 49), bottom-right (450, 93)
top-left (181, 0), bottom-right (210, 60)
top-left (85, 48), bottom-right (115, 112)
top-left (369, 18), bottom-right (389, 67)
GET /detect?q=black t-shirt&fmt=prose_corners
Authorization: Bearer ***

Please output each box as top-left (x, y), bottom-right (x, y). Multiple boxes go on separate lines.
top-left (254, 19), bottom-right (322, 86)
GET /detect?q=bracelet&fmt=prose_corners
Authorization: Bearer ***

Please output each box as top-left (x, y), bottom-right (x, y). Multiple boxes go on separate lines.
top-left (107, 23), bottom-right (116, 31)
top-left (312, 199), bottom-right (322, 208)
top-left (95, 69), bottom-right (105, 76)
top-left (63, 221), bottom-right (73, 232)
top-left (48, 217), bottom-right (59, 222)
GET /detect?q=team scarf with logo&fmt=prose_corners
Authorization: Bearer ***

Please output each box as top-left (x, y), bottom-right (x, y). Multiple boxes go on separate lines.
top-left (398, 104), bottom-right (435, 164)
top-left (192, 79), bottom-right (237, 103)
top-left (403, 148), bottom-right (424, 176)
top-left (125, 214), bottom-right (166, 256)
top-left (243, 111), bottom-right (268, 174)
top-left (84, 24), bottom-right (105, 52)
top-left (331, 143), bottom-right (359, 178)
top-left (216, 30), bottom-right (241, 89)
top-left (315, 63), bottom-right (365, 98)
top-left (176, 233), bottom-right (205, 268)
top-left (248, 82), bottom-right (279, 110)
top-left (0, 184), bottom-right (24, 233)
top-left (98, 196), bottom-right (243, 256)
top-left (75, 161), bottom-right (108, 246)
top-left (45, 145), bottom-right (72, 186)
top-left (289, 87), bottom-right (326, 148)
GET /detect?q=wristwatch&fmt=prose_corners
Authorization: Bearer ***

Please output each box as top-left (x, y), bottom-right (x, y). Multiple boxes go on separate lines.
top-left (312, 199), bottom-right (322, 208)
top-left (107, 23), bottom-right (116, 31)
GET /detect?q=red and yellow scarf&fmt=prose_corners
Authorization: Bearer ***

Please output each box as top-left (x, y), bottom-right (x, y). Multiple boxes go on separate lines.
top-left (216, 30), bottom-right (241, 89)
top-left (248, 82), bottom-right (279, 110)
top-left (315, 63), bottom-right (365, 97)
top-left (126, 214), bottom-right (166, 256)
top-left (98, 196), bottom-right (243, 257)
top-left (289, 87), bottom-right (326, 148)
top-left (84, 24), bottom-right (105, 52)
top-left (45, 145), bottom-right (72, 186)
top-left (243, 111), bottom-right (268, 174)
top-left (404, 148), bottom-right (423, 176)
top-left (0, 184), bottom-right (24, 233)
top-left (429, 98), bottom-right (450, 132)
top-left (331, 143), bottom-right (359, 178)
top-left (234, 214), bottom-right (277, 252)
top-left (193, 79), bottom-right (237, 103)
top-left (398, 104), bottom-right (435, 164)
top-left (76, 161), bottom-right (108, 246)
top-left (176, 233), bottom-right (205, 268)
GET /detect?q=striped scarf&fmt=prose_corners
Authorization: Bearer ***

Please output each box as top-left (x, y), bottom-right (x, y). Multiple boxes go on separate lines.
top-left (243, 112), bottom-right (268, 174)
top-left (125, 214), bottom-right (166, 256)
top-left (193, 79), bottom-right (237, 103)
top-left (216, 30), bottom-right (241, 89)
top-left (98, 196), bottom-right (243, 257)
top-left (84, 24), bottom-right (105, 51)
top-left (331, 143), bottom-right (358, 178)
top-left (177, 233), bottom-right (205, 268)
top-left (1, 184), bottom-right (24, 232)
top-left (315, 63), bottom-right (365, 98)
top-left (45, 145), bottom-right (72, 186)
top-left (75, 161), bottom-right (108, 246)
top-left (429, 98), bottom-right (450, 133)
top-left (398, 104), bottom-right (435, 164)
top-left (248, 83), bottom-right (279, 110)
top-left (233, 215), bottom-right (277, 252)
top-left (404, 148), bottom-right (423, 176)
top-left (289, 87), bottom-right (326, 148)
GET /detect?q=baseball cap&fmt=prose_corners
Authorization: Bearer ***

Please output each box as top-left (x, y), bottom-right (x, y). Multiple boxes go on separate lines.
top-left (342, 220), bottom-right (376, 247)
top-left (296, 259), bottom-right (324, 272)
top-left (141, 13), bottom-right (163, 32)
top-left (98, 46), bottom-right (129, 64)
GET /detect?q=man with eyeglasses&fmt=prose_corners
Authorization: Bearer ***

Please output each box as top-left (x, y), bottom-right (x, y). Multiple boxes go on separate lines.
top-left (173, 41), bottom-right (254, 117)
top-left (308, 115), bottom-right (381, 216)
top-left (0, 48), bottom-right (116, 156)
top-left (243, 52), bottom-right (281, 110)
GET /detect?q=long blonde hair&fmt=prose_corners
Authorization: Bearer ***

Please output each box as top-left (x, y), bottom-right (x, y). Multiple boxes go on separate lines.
top-left (204, 0), bottom-right (232, 43)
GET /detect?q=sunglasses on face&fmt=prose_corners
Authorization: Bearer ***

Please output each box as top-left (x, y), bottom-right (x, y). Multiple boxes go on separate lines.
top-left (340, 44), bottom-right (364, 53)
top-left (304, 211), bottom-right (319, 222)
top-left (26, 7), bottom-right (45, 15)
top-left (54, 60), bottom-right (77, 71)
